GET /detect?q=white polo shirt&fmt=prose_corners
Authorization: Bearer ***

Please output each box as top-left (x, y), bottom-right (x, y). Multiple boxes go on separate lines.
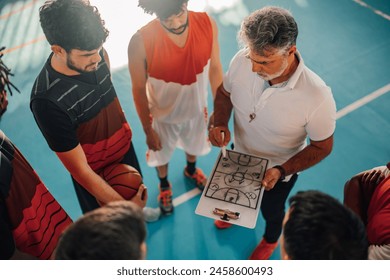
top-left (223, 49), bottom-right (336, 174)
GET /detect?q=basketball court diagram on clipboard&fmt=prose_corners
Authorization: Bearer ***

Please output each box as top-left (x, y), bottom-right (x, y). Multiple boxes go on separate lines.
top-left (195, 149), bottom-right (269, 229)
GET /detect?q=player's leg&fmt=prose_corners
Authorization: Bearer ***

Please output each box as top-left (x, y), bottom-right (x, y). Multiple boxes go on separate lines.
top-left (155, 163), bottom-right (174, 215)
top-left (146, 121), bottom-right (179, 215)
top-left (183, 153), bottom-right (207, 190)
top-left (179, 110), bottom-right (210, 190)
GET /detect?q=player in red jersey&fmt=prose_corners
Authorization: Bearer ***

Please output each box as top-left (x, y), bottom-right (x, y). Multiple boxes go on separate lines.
top-left (31, 0), bottom-right (147, 214)
top-left (0, 47), bottom-right (72, 259)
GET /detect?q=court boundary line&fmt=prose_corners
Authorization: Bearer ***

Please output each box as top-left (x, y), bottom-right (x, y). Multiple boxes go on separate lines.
top-left (173, 188), bottom-right (201, 207)
top-left (336, 83), bottom-right (390, 119)
top-left (0, 36), bottom-right (46, 55)
top-left (0, 0), bottom-right (39, 20)
top-left (353, 0), bottom-right (390, 21)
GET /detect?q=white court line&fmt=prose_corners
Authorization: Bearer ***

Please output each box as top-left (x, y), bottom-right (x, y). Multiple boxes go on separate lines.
top-left (151, 83), bottom-right (390, 212)
top-left (336, 83), bottom-right (390, 119)
top-left (149, 184), bottom-right (201, 214)
top-left (353, 0), bottom-right (390, 21)
top-left (172, 187), bottom-right (201, 207)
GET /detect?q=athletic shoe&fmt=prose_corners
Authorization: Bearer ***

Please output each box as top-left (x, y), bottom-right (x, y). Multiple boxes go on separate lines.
top-left (158, 187), bottom-right (174, 215)
top-left (249, 238), bottom-right (278, 260)
top-left (214, 220), bottom-right (233, 229)
top-left (184, 167), bottom-right (207, 190)
top-left (143, 207), bottom-right (161, 222)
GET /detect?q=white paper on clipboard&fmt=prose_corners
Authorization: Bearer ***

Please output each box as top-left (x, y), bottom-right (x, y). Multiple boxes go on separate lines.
top-left (195, 149), bottom-right (269, 229)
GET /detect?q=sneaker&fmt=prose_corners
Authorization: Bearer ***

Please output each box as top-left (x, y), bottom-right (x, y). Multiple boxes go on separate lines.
top-left (158, 187), bottom-right (174, 215)
top-left (249, 238), bottom-right (278, 260)
top-left (214, 220), bottom-right (233, 229)
top-left (184, 167), bottom-right (207, 190)
top-left (143, 207), bottom-right (161, 222)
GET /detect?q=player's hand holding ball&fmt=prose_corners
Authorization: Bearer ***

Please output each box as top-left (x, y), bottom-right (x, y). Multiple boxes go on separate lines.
top-left (98, 163), bottom-right (147, 208)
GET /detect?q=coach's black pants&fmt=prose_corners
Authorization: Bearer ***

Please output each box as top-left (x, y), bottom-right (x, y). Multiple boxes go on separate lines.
top-left (261, 174), bottom-right (298, 243)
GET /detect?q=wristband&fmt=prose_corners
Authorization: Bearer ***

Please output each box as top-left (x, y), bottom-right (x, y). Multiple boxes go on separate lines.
top-left (273, 165), bottom-right (286, 181)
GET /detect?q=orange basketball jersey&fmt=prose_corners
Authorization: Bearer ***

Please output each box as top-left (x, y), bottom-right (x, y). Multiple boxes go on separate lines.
top-left (139, 11), bottom-right (213, 123)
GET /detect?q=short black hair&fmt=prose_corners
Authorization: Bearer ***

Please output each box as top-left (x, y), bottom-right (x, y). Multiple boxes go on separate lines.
top-left (283, 190), bottom-right (368, 260)
top-left (39, 0), bottom-right (109, 52)
top-left (138, 0), bottom-right (188, 20)
top-left (55, 201), bottom-right (146, 260)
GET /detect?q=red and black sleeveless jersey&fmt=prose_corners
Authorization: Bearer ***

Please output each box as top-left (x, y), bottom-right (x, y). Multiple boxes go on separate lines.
top-left (367, 176), bottom-right (390, 245)
top-left (0, 130), bottom-right (72, 259)
top-left (30, 51), bottom-right (132, 172)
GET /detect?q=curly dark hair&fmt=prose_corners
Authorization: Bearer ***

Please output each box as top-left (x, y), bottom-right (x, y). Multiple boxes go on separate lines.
top-left (0, 47), bottom-right (20, 95)
top-left (138, 0), bottom-right (188, 20)
top-left (39, 0), bottom-right (109, 52)
top-left (0, 47), bottom-right (20, 117)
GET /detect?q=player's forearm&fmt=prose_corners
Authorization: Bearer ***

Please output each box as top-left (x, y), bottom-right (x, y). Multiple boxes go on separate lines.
top-left (208, 17), bottom-right (223, 99)
top-left (209, 63), bottom-right (223, 99)
top-left (56, 147), bottom-right (123, 203)
top-left (132, 88), bottom-right (152, 134)
top-left (71, 167), bottom-right (124, 204)
top-left (213, 85), bottom-right (233, 127)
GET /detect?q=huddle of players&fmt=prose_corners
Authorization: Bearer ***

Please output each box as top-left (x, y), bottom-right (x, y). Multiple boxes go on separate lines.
top-left (2, 0), bottom-right (386, 260)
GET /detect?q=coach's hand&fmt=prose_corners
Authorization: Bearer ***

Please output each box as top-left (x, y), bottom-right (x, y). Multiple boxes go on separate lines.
top-left (261, 168), bottom-right (283, 191)
top-left (209, 126), bottom-right (230, 147)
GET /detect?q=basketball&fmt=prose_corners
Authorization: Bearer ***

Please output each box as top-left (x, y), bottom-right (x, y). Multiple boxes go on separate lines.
top-left (98, 163), bottom-right (143, 205)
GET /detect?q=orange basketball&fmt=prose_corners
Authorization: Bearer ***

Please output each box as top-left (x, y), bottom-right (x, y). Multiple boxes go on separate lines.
top-left (98, 163), bottom-right (143, 205)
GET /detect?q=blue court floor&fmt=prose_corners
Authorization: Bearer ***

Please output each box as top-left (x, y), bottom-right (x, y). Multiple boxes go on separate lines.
top-left (0, 0), bottom-right (389, 260)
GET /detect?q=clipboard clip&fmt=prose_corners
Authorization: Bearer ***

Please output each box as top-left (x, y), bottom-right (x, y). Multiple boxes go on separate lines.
top-left (213, 208), bottom-right (240, 221)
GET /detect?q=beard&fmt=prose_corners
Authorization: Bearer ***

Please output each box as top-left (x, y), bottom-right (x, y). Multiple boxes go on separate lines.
top-left (161, 17), bottom-right (189, 35)
top-left (66, 56), bottom-right (97, 74)
top-left (257, 57), bottom-right (289, 81)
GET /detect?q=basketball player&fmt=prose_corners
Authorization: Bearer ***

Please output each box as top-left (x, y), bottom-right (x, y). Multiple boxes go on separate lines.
top-left (30, 0), bottom-right (147, 214)
top-left (128, 0), bottom-right (223, 215)
top-left (55, 201), bottom-right (146, 260)
top-left (1, 46), bottom-right (73, 259)
top-left (344, 163), bottom-right (390, 259)
top-left (281, 190), bottom-right (368, 259)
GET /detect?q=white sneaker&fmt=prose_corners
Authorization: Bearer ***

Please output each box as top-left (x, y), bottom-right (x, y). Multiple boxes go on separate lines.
top-left (143, 207), bottom-right (161, 222)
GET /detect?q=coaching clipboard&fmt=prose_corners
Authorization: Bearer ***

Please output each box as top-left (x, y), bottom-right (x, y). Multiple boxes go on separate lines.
top-left (195, 149), bottom-right (269, 229)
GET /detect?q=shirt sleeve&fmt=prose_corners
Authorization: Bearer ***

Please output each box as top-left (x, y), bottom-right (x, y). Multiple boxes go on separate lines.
top-left (31, 99), bottom-right (79, 152)
top-left (306, 87), bottom-right (337, 141)
top-left (223, 49), bottom-right (248, 93)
